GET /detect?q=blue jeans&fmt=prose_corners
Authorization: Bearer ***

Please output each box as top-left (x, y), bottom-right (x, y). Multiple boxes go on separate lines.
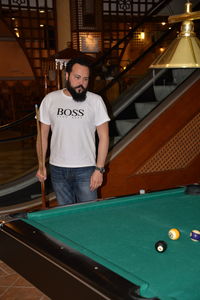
top-left (50, 165), bottom-right (97, 206)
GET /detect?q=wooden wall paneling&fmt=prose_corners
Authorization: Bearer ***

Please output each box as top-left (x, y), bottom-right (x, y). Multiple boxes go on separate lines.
top-left (101, 78), bottom-right (200, 198)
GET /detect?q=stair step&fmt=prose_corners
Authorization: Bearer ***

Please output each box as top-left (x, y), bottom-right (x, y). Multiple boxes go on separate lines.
top-left (154, 85), bottom-right (176, 101)
top-left (172, 69), bottom-right (194, 84)
top-left (115, 119), bottom-right (140, 136)
top-left (135, 102), bottom-right (158, 119)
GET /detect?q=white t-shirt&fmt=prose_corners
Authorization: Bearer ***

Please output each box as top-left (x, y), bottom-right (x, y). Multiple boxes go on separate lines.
top-left (39, 89), bottom-right (110, 167)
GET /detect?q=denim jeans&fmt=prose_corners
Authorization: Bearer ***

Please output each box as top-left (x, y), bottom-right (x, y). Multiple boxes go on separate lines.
top-left (49, 164), bottom-right (97, 206)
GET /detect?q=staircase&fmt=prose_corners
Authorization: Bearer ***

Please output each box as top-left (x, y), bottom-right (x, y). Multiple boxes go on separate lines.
top-left (110, 69), bottom-right (196, 147)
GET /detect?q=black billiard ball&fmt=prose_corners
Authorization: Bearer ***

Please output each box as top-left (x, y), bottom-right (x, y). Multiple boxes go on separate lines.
top-left (185, 184), bottom-right (200, 195)
top-left (155, 241), bottom-right (167, 253)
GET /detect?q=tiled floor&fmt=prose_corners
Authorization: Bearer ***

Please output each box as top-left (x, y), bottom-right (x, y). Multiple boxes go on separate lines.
top-left (0, 131), bottom-right (51, 299)
top-left (0, 260), bottom-right (51, 300)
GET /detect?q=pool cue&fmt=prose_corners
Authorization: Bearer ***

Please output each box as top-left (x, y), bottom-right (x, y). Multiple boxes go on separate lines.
top-left (35, 104), bottom-right (49, 208)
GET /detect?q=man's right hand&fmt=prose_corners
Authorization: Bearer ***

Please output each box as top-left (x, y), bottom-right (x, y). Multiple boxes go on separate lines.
top-left (36, 167), bottom-right (47, 182)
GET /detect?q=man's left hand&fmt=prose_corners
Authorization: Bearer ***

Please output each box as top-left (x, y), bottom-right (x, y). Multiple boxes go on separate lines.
top-left (90, 170), bottom-right (103, 191)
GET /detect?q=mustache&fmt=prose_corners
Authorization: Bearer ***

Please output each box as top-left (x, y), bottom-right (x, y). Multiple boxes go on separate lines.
top-left (75, 85), bottom-right (85, 90)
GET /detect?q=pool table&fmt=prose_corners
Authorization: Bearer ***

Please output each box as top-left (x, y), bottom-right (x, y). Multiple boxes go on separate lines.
top-left (0, 187), bottom-right (200, 300)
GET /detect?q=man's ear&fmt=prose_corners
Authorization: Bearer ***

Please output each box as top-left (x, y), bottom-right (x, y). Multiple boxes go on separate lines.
top-left (66, 72), bottom-right (69, 81)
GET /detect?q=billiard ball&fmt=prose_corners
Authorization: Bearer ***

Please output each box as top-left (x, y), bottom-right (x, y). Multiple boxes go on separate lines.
top-left (168, 228), bottom-right (180, 240)
top-left (155, 241), bottom-right (167, 253)
top-left (139, 189), bottom-right (145, 194)
top-left (185, 184), bottom-right (200, 195)
top-left (190, 230), bottom-right (200, 242)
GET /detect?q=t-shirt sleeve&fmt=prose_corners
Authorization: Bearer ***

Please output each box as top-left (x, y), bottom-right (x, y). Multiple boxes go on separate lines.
top-left (95, 96), bottom-right (110, 126)
top-left (39, 95), bottom-right (51, 125)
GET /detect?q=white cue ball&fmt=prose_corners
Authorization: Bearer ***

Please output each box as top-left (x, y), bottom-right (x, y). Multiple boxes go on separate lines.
top-left (139, 189), bottom-right (145, 194)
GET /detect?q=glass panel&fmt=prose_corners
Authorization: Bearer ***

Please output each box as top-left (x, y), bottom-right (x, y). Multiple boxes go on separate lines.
top-left (0, 116), bottom-right (38, 185)
top-left (1, 0), bottom-right (9, 4)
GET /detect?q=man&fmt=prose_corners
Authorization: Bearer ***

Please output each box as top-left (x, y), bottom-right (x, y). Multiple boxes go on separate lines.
top-left (36, 56), bottom-right (110, 205)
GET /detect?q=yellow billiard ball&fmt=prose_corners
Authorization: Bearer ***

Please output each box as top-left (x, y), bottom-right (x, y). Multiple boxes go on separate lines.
top-left (168, 228), bottom-right (180, 240)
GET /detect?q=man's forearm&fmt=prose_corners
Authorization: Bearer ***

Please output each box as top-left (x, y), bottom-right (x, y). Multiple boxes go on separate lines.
top-left (96, 122), bottom-right (109, 167)
top-left (36, 135), bottom-right (48, 169)
top-left (36, 123), bottom-right (50, 170)
top-left (96, 138), bottom-right (109, 167)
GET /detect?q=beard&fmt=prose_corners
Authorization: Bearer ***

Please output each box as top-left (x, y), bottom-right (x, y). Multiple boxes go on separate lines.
top-left (66, 80), bottom-right (87, 102)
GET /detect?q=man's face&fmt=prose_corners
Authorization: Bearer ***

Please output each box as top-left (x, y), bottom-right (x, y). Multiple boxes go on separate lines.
top-left (66, 63), bottom-right (89, 102)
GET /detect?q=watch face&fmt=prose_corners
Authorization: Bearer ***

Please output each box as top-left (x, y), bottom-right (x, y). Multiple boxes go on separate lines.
top-left (96, 167), bottom-right (105, 173)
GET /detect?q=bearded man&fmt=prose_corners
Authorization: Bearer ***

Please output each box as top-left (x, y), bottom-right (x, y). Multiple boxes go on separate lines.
top-left (36, 57), bottom-right (110, 205)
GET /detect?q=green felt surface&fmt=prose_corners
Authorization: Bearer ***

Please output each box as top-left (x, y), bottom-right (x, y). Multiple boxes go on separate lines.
top-left (24, 188), bottom-right (200, 300)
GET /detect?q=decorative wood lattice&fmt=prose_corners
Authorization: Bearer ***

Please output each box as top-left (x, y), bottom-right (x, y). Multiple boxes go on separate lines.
top-left (136, 113), bottom-right (200, 174)
top-left (0, 0), bottom-right (57, 82)
top-left (70, 0), bottom-right (163, 56)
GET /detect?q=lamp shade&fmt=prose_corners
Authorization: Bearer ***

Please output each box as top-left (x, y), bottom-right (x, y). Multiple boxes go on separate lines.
top-left (150, 2), bottom-right (200, 69)
top-left (150, 34), bottom-right (200, 68)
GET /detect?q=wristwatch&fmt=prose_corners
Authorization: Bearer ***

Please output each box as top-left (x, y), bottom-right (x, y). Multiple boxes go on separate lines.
top-left (95, 166), bottom-right (105, 174)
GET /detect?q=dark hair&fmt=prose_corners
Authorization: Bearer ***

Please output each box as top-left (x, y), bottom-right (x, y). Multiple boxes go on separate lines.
top-left (66, 56), bottom-right (91, 74)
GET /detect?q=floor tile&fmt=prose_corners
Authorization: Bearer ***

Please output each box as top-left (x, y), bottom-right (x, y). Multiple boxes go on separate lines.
top-left (0, 261), bottom-right (51, 300)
